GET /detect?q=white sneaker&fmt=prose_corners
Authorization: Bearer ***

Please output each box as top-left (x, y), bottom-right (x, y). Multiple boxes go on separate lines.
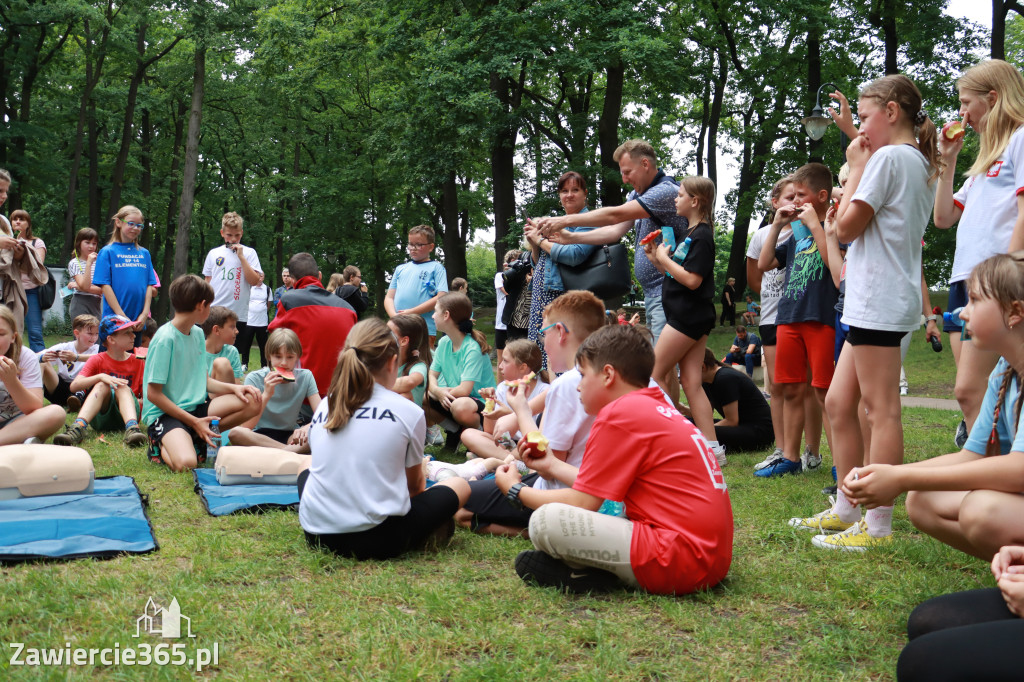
top-left (425, 424), bottom-right (445, 447)
top-left (712, 444), bottom-right (727, 467)
top-left (801, 447), bottom-right (822, 471)
top-left (754, 448), bottom-right (784, 471)
top-left (899, 386), bottom-right (908, 396)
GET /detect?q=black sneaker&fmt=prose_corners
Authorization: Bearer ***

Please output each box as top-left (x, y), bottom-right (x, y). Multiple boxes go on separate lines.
top-left (822, 484), bottom-right (838, 496)
top-left (514, 550), bottom-right (621, 594)
top-left (954, 419), bottom-right (968, 449)
top-left (66, 391), bottom-right (85, 413)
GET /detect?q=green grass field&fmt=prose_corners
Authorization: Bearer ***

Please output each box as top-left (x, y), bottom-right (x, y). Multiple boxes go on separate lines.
top-left (0, 305), bottom-right (980, 680)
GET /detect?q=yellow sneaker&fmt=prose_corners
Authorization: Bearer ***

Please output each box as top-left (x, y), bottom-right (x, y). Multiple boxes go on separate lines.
top-left (787, 499), bottom-right (857, 534)
top-left (811, 521), bottom-right (893, 552)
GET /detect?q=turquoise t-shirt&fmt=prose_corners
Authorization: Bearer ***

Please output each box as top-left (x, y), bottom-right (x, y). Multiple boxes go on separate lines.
top-left (142, 323), bottom-right (209, 425)
top-left (398, 360), bottom-right (428, 405)
top-left (205, 344), bottom-right (244, 379)
top-left (429, 336), bottom-right (495, 400)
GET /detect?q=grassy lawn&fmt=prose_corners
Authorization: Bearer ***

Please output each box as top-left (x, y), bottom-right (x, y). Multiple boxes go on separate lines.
top-left (0, 309), bottom-right (979, 680)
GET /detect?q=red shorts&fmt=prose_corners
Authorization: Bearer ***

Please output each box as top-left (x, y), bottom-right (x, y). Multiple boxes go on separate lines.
top-left (774, 321), bottom-right (835, 389)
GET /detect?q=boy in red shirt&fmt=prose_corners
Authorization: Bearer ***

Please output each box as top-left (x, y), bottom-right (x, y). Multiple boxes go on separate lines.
top-left (53, 315), bottom-right (148, 447)
top-left (495, 324), bottom-right (733, 594)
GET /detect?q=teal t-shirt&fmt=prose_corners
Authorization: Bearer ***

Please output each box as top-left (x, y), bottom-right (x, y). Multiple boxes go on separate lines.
top-left (399, 360), bottom-right (428, 405)
top-left (429, 336), bottom-right (495, 400)
top-left (205, 344), bottom-right (244, 379)
top-left (142, 323), bottom-right (209, 425)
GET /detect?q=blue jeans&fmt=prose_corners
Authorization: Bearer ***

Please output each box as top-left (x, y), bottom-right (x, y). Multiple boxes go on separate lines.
top-left (24, 287), bottom-right (44, 352)
top-left (644, 292), bottom-right (666, 343)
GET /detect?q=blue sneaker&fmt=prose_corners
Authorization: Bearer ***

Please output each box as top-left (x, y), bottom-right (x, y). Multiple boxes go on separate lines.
top-left (754, 457), bottom-right (802, 478)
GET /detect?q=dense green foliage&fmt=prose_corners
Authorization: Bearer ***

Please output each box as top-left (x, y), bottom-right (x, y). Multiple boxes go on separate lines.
top-left (0, 0), bottom-right (1000, 320)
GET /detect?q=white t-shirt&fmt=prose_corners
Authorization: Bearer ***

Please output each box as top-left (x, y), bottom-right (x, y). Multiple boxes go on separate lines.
top-left (844, 145), bottom-right (932, 332)
top-left (202, 244), bottom-right (263, 319)
top-left (247, 283), bottom-right (271, 327)
top-left (746, 224), bottom-right (792, 325)
top-left (0, 346), bottom-right (43, 421)
top-left (39, 341), bottom-right (99, 382)
top-left (535, 368), bottom-right (593, 491)
top-left (950, 125), bottom-right (1024, 284)
top-left (299, 383), bottom-right (425, 535)
top-left (494, 376), bottom-right (549, 438)
top-left (494, 271), bottom-right (507, 331)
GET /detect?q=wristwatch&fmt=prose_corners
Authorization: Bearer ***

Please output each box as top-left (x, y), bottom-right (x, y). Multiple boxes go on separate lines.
top-left (924, 314), bottom-right (938, 323)
top-left (505, 482), bottom-right (525, 510)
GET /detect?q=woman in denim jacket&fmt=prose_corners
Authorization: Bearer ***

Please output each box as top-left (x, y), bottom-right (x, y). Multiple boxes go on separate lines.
top-left (523, 171), bottom-right (598, 368)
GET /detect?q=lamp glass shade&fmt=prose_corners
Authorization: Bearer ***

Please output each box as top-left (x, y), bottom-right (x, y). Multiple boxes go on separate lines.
top-left (802, 115), bottom-right (832, 141)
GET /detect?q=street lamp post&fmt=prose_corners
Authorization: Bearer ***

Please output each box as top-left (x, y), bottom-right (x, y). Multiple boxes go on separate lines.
top-left (802, 81), bottom-right (848, 162)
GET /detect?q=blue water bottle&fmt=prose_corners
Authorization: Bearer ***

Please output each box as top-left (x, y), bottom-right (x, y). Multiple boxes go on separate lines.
top-left (207, 419), bottom-right (221, 467)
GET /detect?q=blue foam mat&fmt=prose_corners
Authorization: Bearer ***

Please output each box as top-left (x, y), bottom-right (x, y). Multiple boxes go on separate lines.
top-left (0, 476), bottom-right (157, 563)
top-left (192, 468), bottom-right (299, 516)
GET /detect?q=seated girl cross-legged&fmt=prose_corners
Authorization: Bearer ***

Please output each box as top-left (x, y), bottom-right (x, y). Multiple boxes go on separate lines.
top-left (843, 253), bottom-right (1024, 558)
top-left (298, 319), bottom-right (470, 560)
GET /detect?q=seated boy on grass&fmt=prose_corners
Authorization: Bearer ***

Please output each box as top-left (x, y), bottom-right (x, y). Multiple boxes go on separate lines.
top-left (53, 315), bottom-right (148, 447)
top-left (203, 306), bottom-right (245, 384)
top-left (228, 327), bottom-right (320, 452)
top-left (495, 324), bottom-right (734, 595)
top-left (39, 313), bottom-right (99, 411)
top-left (142, 275), bottom-right (262, 472)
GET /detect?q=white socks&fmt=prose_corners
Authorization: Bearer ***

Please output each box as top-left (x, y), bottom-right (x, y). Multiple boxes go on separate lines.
top-left (834, 493), bottom-right (861, 524)
top-left (865, 506), bottom-right (894, 537)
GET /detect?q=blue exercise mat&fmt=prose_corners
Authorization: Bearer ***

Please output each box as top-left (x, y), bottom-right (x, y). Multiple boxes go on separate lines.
top-left (192, 468), bottom-right (299, 516)
top-left (0, 476), bottom-right (157, 563)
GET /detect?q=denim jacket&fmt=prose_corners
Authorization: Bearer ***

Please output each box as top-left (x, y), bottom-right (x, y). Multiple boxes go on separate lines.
top-left (536, 209), bottom-right (599, 293)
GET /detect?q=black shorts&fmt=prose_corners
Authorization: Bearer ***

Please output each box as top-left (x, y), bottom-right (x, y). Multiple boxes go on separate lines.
top-left (759, 324), bottom-right (777, 346)
top-left (663, 296), bottom-right (715, 341)
top-left (846, 326), bottom-right (906, 347)
top-left (147, 400), bottom-right (210, 462)
top-left (255, 427), bottom-right (293, 444)
top-left (494, 329), bottom-right (508, 349)
top-left (44, 377), bottom-right (73, 407)
top-left (428, 396), bottom-right (485, 421)
top-left (464, 473), bottom-right (540, 529)
top-left (943, 281), bottom-right (968, 333)
top-left (298, 469), bottom-right (461, 560)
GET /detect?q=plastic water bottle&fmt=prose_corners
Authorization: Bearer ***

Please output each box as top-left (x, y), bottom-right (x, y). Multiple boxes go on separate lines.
top-left (671, 236), bottom-right (693, 265)
top-left (207, 419), bottom-right (221, 467)
top-left (943, 307), bottom-right (964, 328)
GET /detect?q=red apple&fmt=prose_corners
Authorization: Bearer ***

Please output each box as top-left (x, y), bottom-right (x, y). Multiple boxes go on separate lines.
top-left (521, 431), bottom-right (549, 458)
top-left (942, 120), bottom-right (965, 142)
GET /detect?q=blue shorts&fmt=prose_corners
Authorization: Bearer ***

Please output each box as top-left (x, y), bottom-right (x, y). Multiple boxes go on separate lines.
top-left (944, 281), bottom-right (968, 335)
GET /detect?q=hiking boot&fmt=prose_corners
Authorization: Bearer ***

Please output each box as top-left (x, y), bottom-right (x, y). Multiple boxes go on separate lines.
top-left (66, 391), bottom-right (86, 412)
top-left (514, 550), bottom-right (621, 594)
top-left (124, 425), bottom-right (148, 448)
top-left (53, 424), bottom-right (86, 446)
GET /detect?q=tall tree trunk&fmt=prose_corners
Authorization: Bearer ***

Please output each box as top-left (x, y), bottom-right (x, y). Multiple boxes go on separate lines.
top-left (993, 0), bottom-right (1008, 59)
top-left (440, 172), bottom-right (466, 282)
top-left (88, 99), bottom-right (102, 230)
top-left (139, 108), bottom-right (153, 254)
top-left (155, 100), bottom-right (187, 323)
top-left (598, 60), bottom-right (624, 208)
top-left (707, 47), bottom-right (728, 188)
top-left (108, 23), bottom-right (148, 218)
top-left (489, 72), bottom-right (522, 269)
top-left (174, 47), bottom-right (206, 279)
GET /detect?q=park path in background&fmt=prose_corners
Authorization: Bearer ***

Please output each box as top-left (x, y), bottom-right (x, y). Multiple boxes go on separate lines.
top-left (901, 396), bottom-right (959, 410)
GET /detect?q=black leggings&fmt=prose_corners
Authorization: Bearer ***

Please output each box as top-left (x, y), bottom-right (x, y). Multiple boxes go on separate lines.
top-left (236, 323), bottom-right (269, 370)
top-left (297, 469), bottom-right (460, 560)
top-left (897, 588), bottom-right (1023, 681)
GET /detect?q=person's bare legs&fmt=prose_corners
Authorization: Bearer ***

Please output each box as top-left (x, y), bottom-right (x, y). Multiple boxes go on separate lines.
top-left (653, 326), bottom-right (714, 441)
top-left (209, 393), bottom-right (261, 430)
top-left (228, 426), bottom-right (309, 453)
top-left (954, 342), bottom-right (999, 431)
top-left (0, 405), bottom-right (66, 444)
top-left (450, 397), bottom-right (482, 429)
top-left (40, 363), bottom-right (59, 394)
top-left (209, 357), bottom-right (235, 385)
top-left (824, 344), bottom-right (863, 487)
top-left (159, 429), bottom-right (199, 472)
top-left (764, 345), bottom-right (783, 450)
top-left (461, 428), bottom-right (513, 460)
top-left (779, 382), bottom-right (806, 464)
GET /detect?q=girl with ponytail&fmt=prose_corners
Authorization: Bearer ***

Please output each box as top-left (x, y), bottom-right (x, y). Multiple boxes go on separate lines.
top-left (297, 318), bottom-right (470, 560)
top-left (427, 292), bottom-right (496, 431)
top-left (843, 252), bottom-right (1024, 560)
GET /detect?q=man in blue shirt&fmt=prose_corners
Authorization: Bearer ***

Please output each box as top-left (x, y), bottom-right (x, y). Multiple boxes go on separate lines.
top-left (723, 325), bottom-right (762, 378)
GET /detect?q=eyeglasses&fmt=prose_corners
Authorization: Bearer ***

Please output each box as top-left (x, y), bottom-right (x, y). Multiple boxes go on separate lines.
top-left (122, 220), bottom-right (145, 230)
top-left (540, 321), bottom-right (565, 335)
top-left (407, 242), bottom-right (431, 249)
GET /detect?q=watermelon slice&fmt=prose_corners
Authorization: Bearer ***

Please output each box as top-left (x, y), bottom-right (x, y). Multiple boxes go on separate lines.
top-left (275, 367), bottom-right (296, 382)
top-left (133, 347), bottom-right (148, 359)
top-left (640, 230), bottom-right (660, 245)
